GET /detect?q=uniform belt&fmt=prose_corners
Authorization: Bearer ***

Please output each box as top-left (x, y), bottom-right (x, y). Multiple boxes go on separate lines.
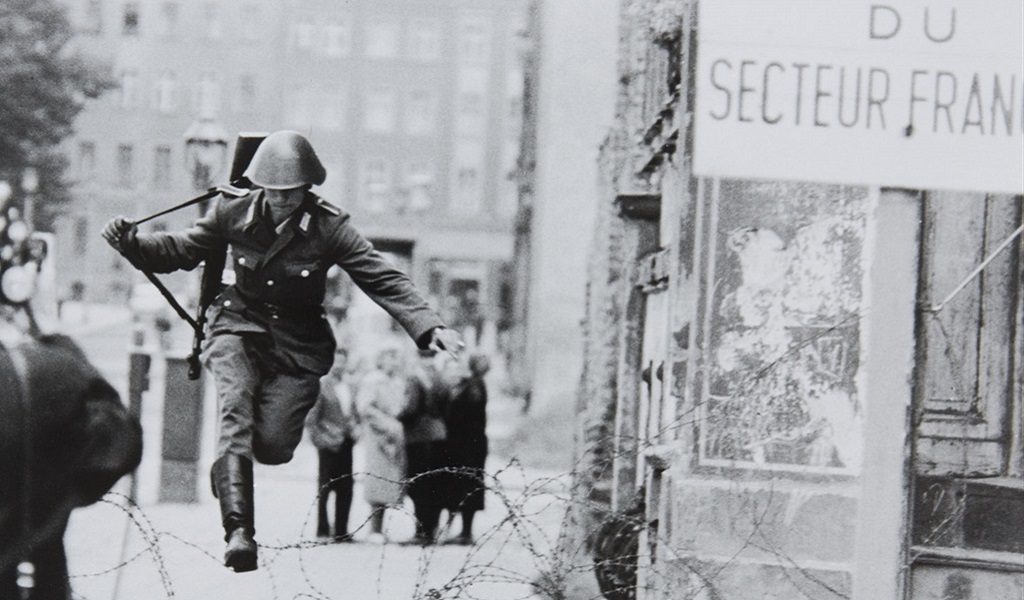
top-left (254, 299), bottom-right (321, 320)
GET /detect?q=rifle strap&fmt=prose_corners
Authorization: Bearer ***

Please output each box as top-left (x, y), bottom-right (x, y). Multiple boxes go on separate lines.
top-left (139, 270), bottom-right (199, 332)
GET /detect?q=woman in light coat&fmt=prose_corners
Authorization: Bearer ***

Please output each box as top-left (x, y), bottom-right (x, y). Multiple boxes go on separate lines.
top-left (355, 348), bottom-right (408, 542)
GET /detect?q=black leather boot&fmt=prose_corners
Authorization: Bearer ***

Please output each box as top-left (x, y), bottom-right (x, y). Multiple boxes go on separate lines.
top-left (211, 455), bottom-right (258, 572)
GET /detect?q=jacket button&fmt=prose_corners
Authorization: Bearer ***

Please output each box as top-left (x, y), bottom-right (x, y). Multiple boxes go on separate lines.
top-left (224, 300), bottom-right (232, 307)
top-left (300, 269), bottom-right (310, 278)
top-left (272, 314), bottom-right (279, 320)
top-left (266, 279), bottom-right (274, 286)
top-left (238, 257), bottom-right (246, 266)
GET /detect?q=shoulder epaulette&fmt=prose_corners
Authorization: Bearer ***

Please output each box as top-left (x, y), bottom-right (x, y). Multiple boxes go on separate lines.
top-left (315, 197), bottom-right (343, 216)
top-left (216, 183), bottom-right (250, 198)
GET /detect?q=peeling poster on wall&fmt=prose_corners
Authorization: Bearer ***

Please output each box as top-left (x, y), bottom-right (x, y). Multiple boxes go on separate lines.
top-left (700, 181), bottom-right (869, 473)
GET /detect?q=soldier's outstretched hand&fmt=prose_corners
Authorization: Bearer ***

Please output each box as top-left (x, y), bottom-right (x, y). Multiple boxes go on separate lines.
top-left (101, 216), bottom-right (138, 255)
top-left (430, 327), bottom-right (465, 358)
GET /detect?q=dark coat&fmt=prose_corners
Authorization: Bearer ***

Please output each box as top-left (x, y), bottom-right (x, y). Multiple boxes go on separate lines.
top-left (128, 189), bottom-right (444, 374)
top-left (441, 375), bottom-right (489, 512)
top-left (0, 334), bottom-right (143, 600)
top-left (401, 363), bottom-right (449, 445)
top-left (401, 362), bottom-right (450, 511)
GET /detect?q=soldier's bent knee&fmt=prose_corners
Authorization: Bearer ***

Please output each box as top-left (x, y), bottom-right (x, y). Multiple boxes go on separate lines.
top-left (253, 442), bottom-right (294, 465)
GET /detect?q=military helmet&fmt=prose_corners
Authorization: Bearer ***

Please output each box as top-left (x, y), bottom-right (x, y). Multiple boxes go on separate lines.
top-left (243, 130), bottom-right (327, 190)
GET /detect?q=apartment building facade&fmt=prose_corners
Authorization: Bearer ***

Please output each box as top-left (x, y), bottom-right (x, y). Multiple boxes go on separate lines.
top-left (55, 0), bottom-right (525, 355)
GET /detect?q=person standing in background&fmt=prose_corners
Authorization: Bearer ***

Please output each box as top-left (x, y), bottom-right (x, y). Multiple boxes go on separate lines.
top-left (400, 349), bottom-right (451, 546)
top-left (355, 348), bottom-right (408, 543)
top-left (441, 354), bottom-right (491, 545)
top-left (305, 348), bottom-right (358, 542)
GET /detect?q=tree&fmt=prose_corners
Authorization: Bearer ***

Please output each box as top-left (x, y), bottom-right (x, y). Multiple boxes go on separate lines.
top-left (0, 0), bottom-right (113, 229)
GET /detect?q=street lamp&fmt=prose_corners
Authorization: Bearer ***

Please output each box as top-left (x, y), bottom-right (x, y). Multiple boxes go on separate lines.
top-left (152, 116), bottom-right (228, 504)
top-left (21, 167), bottom-right (38, 229)
top-left (183, 116), bottom-right (229, 215)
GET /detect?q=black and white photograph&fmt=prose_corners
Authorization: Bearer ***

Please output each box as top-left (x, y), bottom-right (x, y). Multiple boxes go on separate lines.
top-left (0, 1), bottom-right (1021, 599)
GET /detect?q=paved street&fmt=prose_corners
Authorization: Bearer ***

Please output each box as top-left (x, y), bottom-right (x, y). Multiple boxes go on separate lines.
top-left (59, 307), bottom-right (568, 600)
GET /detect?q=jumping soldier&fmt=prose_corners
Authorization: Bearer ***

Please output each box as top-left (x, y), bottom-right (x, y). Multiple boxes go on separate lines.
top-left (101, 130), bottom-right (462, 572)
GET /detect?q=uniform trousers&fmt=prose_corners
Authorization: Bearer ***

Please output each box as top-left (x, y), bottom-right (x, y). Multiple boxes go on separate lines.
top-left (203, 332), bottom-right (321, 465)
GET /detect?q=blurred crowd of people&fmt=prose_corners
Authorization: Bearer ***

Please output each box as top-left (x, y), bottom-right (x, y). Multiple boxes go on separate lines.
top-left (305, 345), bottom-right (491, 547)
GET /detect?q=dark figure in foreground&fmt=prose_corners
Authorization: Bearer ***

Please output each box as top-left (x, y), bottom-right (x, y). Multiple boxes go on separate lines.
top-left (0, 333), bottom-right (143, 600)
top-left (401, 349), bottom-right (452, 545)
top-left (441, 354), bottom-right (491, 545)
top-left (306, 348), bottom-right (358, 541)
top-left (103, 130), bottom-right (461, 571)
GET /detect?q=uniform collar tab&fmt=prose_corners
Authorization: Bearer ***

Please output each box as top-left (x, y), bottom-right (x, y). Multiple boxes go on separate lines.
top-left (242, 191), bottom-right (261, 231)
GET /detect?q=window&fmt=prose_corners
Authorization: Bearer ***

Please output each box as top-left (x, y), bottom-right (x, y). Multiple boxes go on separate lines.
top-left (83, 0), bottom-right (103, 35)
top-left (285, 91), bottom-right (313, 129)
top-left (203, 2), bottom-right (222, 39)
top-left (451, 141), bottom-right (485, 214)
top-left (409, 19), bottom-right (442, 61)
top-left (498, 174), bottom-right (517, 217)
top-left (78, 142), bottom-right (97, 181)
top-left (320, 157), bottom-right (346, 200)
top-left (360, 159), bottom-right (390, 212)
top-left (457, 167), bottom-right (479, 190)
top-left (116, 144), bottom-right (134, 188)
top-left (197, 72), bottom-right (220, 116)
top-left (153, 145), bottom-right (172, 186)
top-left (506, 68), bottom-right (524, 121)
top-left (236, 75), bottom-right (257, 112)
top-left (364, 89), bottom-right (396, 133)
top-left (405, 162), bottom-right (434, 211)
top-left (454, 165), bottom-right (483, 214)
top-left (158, 2), bottom-right (178, 37)
top-left (153, 71), bottom-right (177, 113)
top-left (456, 92), bottom-right (487, 137)
top-left (74, 217), bottom-right (89, 255)
top-left (454, 166), bottom-right (483, 214)
top-left (457, 15), bottom-right (490, 63)
top-left (498, 143), bottom-right (518, 217)
top-left (325, 19), bottom-right (352, 57)
top-left (122, 3), bottom-right (139, 36)
top-left (319, 92), bottom-right (346, 131)
top-left (119, 69), bottom-right (140, 108)
top-left (292, 20), bottom-right (314, 50)
top-left (405, 90), bottom-right (436, 135)
top-left (365, 20), bottom-right (398, 58)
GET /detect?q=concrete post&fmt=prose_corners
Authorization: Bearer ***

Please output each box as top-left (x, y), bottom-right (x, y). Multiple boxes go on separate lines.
top-left (158, 354), bottom-right (205, 503)
top-left (852, 188), bottom-right (920, 600)
top-left (126, 325), bottom-right (151, 502)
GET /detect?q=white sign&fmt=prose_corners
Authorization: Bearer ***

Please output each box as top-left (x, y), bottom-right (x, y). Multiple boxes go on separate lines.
top-left (694, 1), bottom-right (1024, 194)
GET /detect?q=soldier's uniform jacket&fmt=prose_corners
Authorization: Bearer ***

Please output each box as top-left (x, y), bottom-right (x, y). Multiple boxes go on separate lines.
top-left (128, 189), bottom-right (444, 374)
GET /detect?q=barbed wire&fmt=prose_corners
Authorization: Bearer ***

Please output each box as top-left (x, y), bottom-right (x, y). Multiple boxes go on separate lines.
top-left (55, 279), bottom-right (1014, 600)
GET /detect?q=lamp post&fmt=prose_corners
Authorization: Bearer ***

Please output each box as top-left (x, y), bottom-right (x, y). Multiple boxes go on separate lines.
top-left (183, 116), bottom-right (229, 213)
top-left (156, 115), bottom-right (228, 503)
top-left (20, 167), bottom-right (38, 230)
